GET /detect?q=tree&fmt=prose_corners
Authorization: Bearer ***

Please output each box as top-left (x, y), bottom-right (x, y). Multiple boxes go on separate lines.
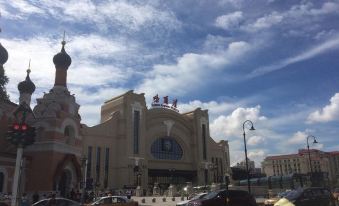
top-left (0, 65), bottom-right (9, 101)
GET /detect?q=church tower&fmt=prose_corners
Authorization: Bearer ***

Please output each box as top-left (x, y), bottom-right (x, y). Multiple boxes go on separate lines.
top-left (25, 38), bottom-right (82, 195)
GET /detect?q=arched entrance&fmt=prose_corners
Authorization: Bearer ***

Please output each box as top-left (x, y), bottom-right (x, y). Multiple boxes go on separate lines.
top-left (0, 172), bottom-right (4, 193)
top-left (53, 155), bottom-right (81, 198)
top-left (58, 169), bottom-right (72, 197)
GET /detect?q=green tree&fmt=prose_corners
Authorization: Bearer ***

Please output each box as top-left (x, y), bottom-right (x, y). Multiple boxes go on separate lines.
top-left (0, 65), bottom-right (9, 101)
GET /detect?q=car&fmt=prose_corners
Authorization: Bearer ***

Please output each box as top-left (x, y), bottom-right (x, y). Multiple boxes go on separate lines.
top-left (264, 191), bottom-right (290, 206)
top-left (333, 188), bottom-right (339, 200)
top-left (176, 193), bottom-right (207, 206)
top-left (187, 189), bottom-right (257, 206)
top-left (90, 196), bottom-right (138, 206)
top-left (32, 197), bottom-right (80, 206)
top-left (273, 187), bottom-right (336, 206)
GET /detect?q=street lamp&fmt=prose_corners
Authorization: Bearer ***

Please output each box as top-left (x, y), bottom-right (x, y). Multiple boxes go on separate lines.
top-left (80, 156), bottom-right (87, 205)
top-left (306, 135), bottom-right (318, 186)
top-left (242, 120), bottom-right (255, 194)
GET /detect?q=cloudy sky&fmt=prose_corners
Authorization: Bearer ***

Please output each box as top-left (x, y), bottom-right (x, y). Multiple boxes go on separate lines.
top-left (1, 0), bottom-right (339, 166)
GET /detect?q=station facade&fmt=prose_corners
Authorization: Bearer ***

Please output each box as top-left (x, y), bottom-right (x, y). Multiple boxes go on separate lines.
top-left (0, 39), bottom-right (231, 195)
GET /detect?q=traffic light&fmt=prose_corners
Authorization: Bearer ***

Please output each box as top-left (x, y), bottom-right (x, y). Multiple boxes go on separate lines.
top-left (5, 123), bottom-right (36, 147)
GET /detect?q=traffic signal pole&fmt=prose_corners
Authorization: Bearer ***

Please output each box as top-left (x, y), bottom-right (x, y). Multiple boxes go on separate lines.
top-left (11, 146), bottom-right (23, 206)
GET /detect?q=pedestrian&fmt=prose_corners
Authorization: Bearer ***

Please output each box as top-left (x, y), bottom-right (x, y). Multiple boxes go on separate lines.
top-left (20, 193), bottom-right (29, 206)
top-left (70, 189), bottom-right (75, 200)
top-left (32, 191), bottom-right (40, 204)
top-left (126, 190), bottom-right (131, 199)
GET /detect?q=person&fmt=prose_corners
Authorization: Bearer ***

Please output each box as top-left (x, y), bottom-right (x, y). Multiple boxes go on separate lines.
top-left (32, 191), bottom-right (40, 204)
top-left (47, 194), bottom-right (57, 206)
top-left (20, 193), bottom-right (29, 206)
top-left (70, 189), bottom-right (75, 200)
top-left (126, 190), bottom-right (131, 199)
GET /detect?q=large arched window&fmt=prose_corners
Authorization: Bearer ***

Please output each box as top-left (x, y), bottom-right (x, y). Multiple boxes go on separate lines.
top-left (0, 172), bottom-right (4, 193)
top-left (151, 137), bottom-right (183, 160)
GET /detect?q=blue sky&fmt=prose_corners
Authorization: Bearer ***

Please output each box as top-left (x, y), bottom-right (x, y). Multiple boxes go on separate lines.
top-left (1, 0), bottom-right (339, 166)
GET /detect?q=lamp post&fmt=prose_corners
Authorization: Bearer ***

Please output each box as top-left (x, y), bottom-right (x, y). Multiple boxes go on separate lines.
top-left (306, 135), bottom-right (318, 186)
top-left (242, 120), bottom-right (255, 194)
top-left (80, 156), bottom-right (87, 205)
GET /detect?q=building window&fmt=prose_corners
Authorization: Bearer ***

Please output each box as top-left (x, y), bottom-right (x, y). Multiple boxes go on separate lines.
top-left (0, 172), bottom-right (4, 193)
top-left (202, 124), bottom-right (207, 160)
top-left (133, 110), bottom-right (140, 154)
top-left (96, 147), bottom-right (101, 183)
top-left (87, 146), bottom-right (92, 178)
top-left (150, 137), bottom-right (183, 160)
top-left (104, 148), bottom-right (109, 188)
top-left (64, 126), bottom-right (75, 144)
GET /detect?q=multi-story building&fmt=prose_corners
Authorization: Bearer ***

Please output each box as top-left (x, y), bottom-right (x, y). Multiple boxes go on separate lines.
top-left (235, 158), bottom-right (255, 171)
top-left (262, 149), bottom-right (339, 186)
top-left (0, 37), bottom-right (231, 195)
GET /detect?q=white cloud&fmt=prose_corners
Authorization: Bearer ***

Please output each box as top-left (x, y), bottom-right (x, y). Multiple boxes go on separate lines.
top-left (69, 34), bottom-right (130, 59)
top-left (218, 0), bottom-right (244, 8)
top-left (2, 1), bottom-right (181, 32)
top-left (243, 1), bottom-right (339, 33)
top-left (309, 2), bottom-right (339, 15)
top-left (249, 36), bottom-right (339, 77)
top-left (210, 105), bottom-right (266, 138)
top-left (215, 11), bottom-right (243, 30)
top-left (307, 93), bottom-right (339, 123)
top-left (245, 11), bottom-right (283, 32)
top-left (136, 41), bottom-right (251, 99)
top-left (287, 131), bottom-right (307, 145)
top-left (247, 135), bottom-right (265, 146)
top-left (248, 149), bottom-right (266, 167)
top-left (178, 100), bottom-right (238, 115)
top-left (0, 0), bottom-right (45, 19)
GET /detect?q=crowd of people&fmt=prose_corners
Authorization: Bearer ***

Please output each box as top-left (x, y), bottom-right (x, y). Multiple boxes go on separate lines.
top-left (0, 189), bottom-right (135, 206)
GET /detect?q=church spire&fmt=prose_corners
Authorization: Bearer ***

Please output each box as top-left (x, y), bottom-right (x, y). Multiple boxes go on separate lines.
top-left (53, 32), bottom-right (72, 87)
top-left (18, 60), bottom-right (36, 105)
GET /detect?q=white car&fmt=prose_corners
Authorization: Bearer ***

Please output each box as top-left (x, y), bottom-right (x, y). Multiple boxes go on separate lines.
top-left (176, 193), bottom-right (207, 206)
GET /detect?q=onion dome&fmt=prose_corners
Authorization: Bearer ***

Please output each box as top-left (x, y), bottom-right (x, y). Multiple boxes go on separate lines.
top-left (0, 43), bottom-right (8, 65)
top-left (53, 40), bottom-right (72, 69)
top-left (18, 69), bottom-right (36, 94)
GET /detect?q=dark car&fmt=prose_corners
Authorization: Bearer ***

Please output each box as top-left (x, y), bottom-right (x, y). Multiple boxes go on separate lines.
top-left (32, 198), bottom-right (80, 206)
top-left (273, 187), bottom-right (336, 206)
top-left (187, 189), bottom-right (257, 206)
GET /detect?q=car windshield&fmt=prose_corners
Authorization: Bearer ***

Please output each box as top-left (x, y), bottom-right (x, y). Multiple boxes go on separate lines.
top-left (202, 191), bottom-right (219, 199)
top-left (284, 189), bottom-right (302, 201)
top-left (191, 193), bottom-right (206, 200)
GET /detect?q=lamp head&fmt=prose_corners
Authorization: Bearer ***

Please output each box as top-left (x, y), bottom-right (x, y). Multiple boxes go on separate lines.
top-left (249, 125), bottom-right (255, 131)
top-left (313, 139), bottom-right (318, 144)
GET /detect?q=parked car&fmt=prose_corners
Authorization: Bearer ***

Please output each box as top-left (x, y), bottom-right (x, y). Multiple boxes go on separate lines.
top-left (32, 198), bottom-right (80, 206)
top-left (187, 189), bottom-right (257, 206)
top-left (176, 193), bottom-right (207, 206)
top-left (273, 187), bottom-right (336, 206)
top-left (90, 196), bottom-right (138, 206)
top-left (264, 190), bottom-right (290, 206)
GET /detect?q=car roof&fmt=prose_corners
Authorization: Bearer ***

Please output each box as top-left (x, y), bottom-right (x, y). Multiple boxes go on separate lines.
top-left (33, 198), bottom-right (79, 206)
